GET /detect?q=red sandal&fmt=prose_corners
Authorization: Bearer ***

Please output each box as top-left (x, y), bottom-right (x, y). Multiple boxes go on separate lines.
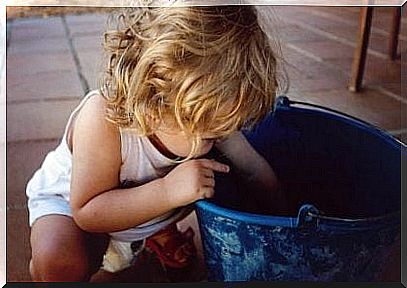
top-left (145, 223), bottom-right (197, 269)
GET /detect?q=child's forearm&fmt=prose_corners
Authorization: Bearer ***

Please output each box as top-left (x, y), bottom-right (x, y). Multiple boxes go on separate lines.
top-left (72, 177), bottom-right (176, 233)
top-left (217, 131), bottom-right (280, 191)
top-left (72, 158), bottom-right (228, 233)
top-left (248, 157), bottom-right (280, 192)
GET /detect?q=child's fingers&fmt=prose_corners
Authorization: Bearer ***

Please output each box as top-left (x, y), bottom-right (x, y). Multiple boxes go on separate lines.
top-left (201, 176), bottom-right (215, 188)
top-left (201, 186), bottom-right (215, 198)
top-left (199, 159), bottom-right (229, 173)
top-left (202, 168), bottom-right (214, 179)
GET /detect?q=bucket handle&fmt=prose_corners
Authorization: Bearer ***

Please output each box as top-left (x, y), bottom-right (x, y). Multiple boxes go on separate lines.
top-left (297, 204), bottom-right (400, 229)
top-left (306, 210), bottom-right (401, 223)
top-left (276, 96), bottom-right (400, 143)
top-left (276, 96), bottom-right (370, 125)
top-left (296, 204), bottom-right (320, 229)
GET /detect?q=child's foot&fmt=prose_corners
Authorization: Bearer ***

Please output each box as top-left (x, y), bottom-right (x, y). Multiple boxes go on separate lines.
top-left (145, 223), bottom-right (196, 270)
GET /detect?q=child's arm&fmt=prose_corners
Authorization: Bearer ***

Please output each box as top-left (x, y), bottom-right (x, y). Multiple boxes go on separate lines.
top-left (70, 95), bottom-right (229, 233)
top-left (215, 131), bottom-right (282, 209)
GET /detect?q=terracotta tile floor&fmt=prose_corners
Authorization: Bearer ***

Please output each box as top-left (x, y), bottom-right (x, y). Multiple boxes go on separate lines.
top-left (6, 5), bottom-right (405, 282)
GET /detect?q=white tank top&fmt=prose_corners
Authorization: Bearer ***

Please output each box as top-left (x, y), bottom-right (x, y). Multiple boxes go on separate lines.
top-left (26, 90), bottom-right (187, 242)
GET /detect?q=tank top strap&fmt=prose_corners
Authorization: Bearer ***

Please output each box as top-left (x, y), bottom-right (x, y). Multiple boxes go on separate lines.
top-left (62, 90), bottom-right (102, 148)
top-left (118, 127), bottom-right (133, 165)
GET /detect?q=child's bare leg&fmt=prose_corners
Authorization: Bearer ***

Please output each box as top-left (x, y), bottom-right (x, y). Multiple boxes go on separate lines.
top-left (30, 214), bottom-right (108, 282)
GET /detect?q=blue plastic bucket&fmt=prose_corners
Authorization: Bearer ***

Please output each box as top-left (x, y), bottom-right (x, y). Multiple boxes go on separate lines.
top-left (195, 96), bottom-right (403, 281)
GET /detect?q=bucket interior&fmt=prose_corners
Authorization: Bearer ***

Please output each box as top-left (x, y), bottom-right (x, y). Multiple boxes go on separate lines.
top-left (208, 101), bottom-right (402, 219)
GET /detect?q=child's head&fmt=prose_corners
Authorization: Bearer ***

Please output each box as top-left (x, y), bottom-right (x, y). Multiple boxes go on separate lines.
top-left (101, 5), bottom-right (287, 159)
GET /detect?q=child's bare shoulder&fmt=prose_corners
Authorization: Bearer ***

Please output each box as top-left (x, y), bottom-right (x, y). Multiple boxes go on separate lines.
top-left (75, 93), bottom-right (118, 133)
top-left (71, 93), bottom-right (120, 152)
top-left (77, 93), bottom-right (108, 121)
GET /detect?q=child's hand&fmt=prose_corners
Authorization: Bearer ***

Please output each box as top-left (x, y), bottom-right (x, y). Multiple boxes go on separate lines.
top-left (163, 159), bottom-right (230, 207)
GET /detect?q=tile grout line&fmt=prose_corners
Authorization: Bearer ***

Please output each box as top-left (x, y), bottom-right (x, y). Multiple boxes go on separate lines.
top-left (6, 96), bottom-right (83, 106)
top-left (285, 43), bottom-right (325, 63)
top-left (388, 128), bottom-right (407, 136)
top-left (285, 39), bottom-right (405, 106)
top-left (306, 8), bottom-right (407, 42)
top-left (61, 15), bottom-right (90, 95)
top-left (284, 18), bottom-right (389, 60)
top-left (369, 85), bottom-right (407, 105)
top-left (7, 137), bottom-right (62, 145)
top-left (284, 43), bottom-right (352, 80)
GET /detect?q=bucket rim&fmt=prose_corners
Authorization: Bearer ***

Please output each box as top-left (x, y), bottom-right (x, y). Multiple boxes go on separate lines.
top-left (274, 96), bottom-right (406, 149)
top-left (195, 200), bottom-right (400, 232)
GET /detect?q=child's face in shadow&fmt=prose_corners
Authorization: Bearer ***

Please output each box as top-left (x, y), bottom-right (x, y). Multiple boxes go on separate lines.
top-left (154, 126), bottom-right (216, 159)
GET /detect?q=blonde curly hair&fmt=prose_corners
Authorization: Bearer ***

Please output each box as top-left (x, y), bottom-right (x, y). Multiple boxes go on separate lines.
top-left (101, 5), bottom-right (287, 159)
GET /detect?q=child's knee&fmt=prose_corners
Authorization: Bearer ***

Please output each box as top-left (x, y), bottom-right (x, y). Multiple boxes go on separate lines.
top-left (31, 246), bottom-right (89, 281)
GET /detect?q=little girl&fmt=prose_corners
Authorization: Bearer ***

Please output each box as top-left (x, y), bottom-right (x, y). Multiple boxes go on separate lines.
top-left (26, 5), bottom-right (286, 281)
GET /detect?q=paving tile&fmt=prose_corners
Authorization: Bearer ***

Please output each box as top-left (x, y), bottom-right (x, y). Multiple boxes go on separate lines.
top-left (290, 74), bottom-right (349, 93)
top-left (325, 56), bottom-right (402, 90)
top-left (284, 45), bottom-right (353, 82)
top-left (372, 7), bottom-right (402, 31)
top-left (10, 16), bottom-right (62, 29)
top-left (326, 57), bottom-right (356, 74)
top-left (293, 88), bottom-right (405, 132)
top-left (314, 6), bottom-right (360, 21)
top-left (7, 99), bottom-right (81, 142)
top-left (65, 13), bottom-right (110, 25)
top-left (364, 57), bottom-right (401, 84)
top-left (76, 50), bottom-right (105, 90)
top-left (299, 62), bottom-right (345, 81)
top-left (69, 25), bottom-right (107, 38)
top-left (295, 41), bottom-right (354, 60)
top-left (7, 208), bottom-right (31, 281)
top-left (283, 45), bottom-right (325, 72)
top-left (7, 37), bottom-right (71, 56)
top-left (375, 83), bottom-right (402, 99)
top-left (82, 67), bottom-right (103, 91)
top-left (6, 52), bottom-right (76, 78)
top-left (320, 26), bottom-right (359, 43)
top-left (7, 70), bottom-right (83, 103)
top-left (9, 17), bottom-right (65, 43)
top-left (307, 7), bottom-right (405, 59)
top-left (277, 6), bottom-right (349, 30)
top-left (306, 7), bottom-right (360, 28)
top-left (277, 24), bottom-right (324, 43)
top-left (282, 44), bottom-right (352, 92)
top-left (368, 33), bottom-right (405, 57)
top-left (65, 13), bottom-right (109, 37)
top-left (72, 35), bottom-right (104, 52)
top-left (7, 140), bottom-right (60, 207)
top-left (285, 66), bottom-right (305, 81)
top-left (76, 49), bottom-right (105, 70)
